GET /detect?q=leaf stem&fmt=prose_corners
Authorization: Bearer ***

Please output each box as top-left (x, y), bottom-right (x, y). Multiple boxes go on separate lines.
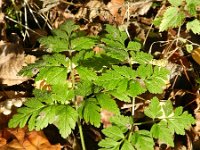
top-left (134, 119), bottom-right (159, 126)
top-left (69, 52), bottom-right (86, 150)
top-left (131, 97), bottom-right (135, 116)
top-left (77, 119), bottom-right (86, 150)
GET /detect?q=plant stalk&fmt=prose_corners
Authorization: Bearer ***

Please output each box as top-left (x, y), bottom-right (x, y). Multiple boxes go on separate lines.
top-left (69, 52), bottom-right (86, 150)
top-left (77, 119), bottom-right (86, 150)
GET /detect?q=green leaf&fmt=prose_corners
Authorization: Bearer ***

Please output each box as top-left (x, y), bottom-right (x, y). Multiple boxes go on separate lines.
top-left (185, 0), bottom-right (200, 16)
top-left (128, 81), bottom-right (146, 97)
top-left (95, 66), bottom-right (135, 91)
top-left (150, 121), bottom-right (174, 146)
top-left (51, 83), bottom-right (74, 103)
top-left (75, 80), bottom-right (93, 97)
top-left (77, 67), bottom-right (97, 81)
top-left (38, 20), bottom-right (80, 52)
top-left (136, 64), bottom-right (153, 79)
top-left (35, 105), bottom-right (56, 130)
top-left (95, 70), bottom-right (124, 90)
top-left (144, 97), bottom-right (163, 120)
top-left (78, 98), bottom-right (101, 127)
top-left (8, 99), bottom-right (45, 128)
top-left (51, 28), bottom-right (69, 39)
top-left (186, 3), bottom-right (197, 16)
top-left (131, 51), bottom-right (153, 64)
top-left (105, 47), bottom-right (129, 61)
top-left (18, 60), bottom-right (44, 77)
top-left (101, 25), bottom-right (129, 61)
top-left (79, 54), bottom-right (120, 71)
top-left (98, 138), bottom-right (120, 149)
top-left (153, 17), bottom-right (162, 26)
top-left (54, 105), bottom-right (78, 138)
top-left (145, 66), bottom-right (169, 94)
top-left (112, 65), bottom-right (136, 79)
top-left (110, 115), bottom-right (133, 133)
top-left (59, 19), bottom-right (79, 35)
top-left (168, 0), bottom-right (183, 7)
top-left (116, 79), bottom-right (129, 93)
top-left (121, 140), bottom-right (134, 150)
top-left (102, 38), bottom-right (124, 49)
top-left (9, 113), bottom-right (32, 128)
top-left (43, 54), bottom-right (68, 67)
top-left (186, 19), bottom-right (200, 34)
top-left (127, 41), bottom-right (141, 51)
top-left (96, 94), bottom-right (120, 114)
top-left (102, 126), bottom-right (124, 141)
top-left (131, 130), bottom-right (154, 150)
top-left (162, 100), bottom-right (173, 117)
top-left (71, 37), bottom-right (97, 50)
top-left (159, 7), bottom-right (185, 32)
top-left (109, 90), bottom-right (130, 102)
top-left (36, 67), bottom-right (67, 85)
top-left (104, 24), bottom-right (127, 45)
top-left (167, 109), bottom-right (196, 135)
top-left (39, 36), bottom-right (69, 52)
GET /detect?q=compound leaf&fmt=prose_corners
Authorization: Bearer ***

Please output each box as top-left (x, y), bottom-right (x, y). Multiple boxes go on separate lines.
top-left (167, 108), bottom-right (195, 135)
top-left (35, 105), bottom-right (57, 130)
top-left (96, 94), bottom-right (120, 114)
top-left (36, 67), bottom-right (67, 85)
top-left (131, 130), bottom-right (154, 150)
top-left (54, 105), bottom-right (78, 138)
top-left (8, 99), bottom-right (45, 129)
top-left (150, 121), bottom-right (174, 146)
top-left (98, 138), bottom-right (120, 150)
top-left (144, 97), bottom-right (163, 120)
top-left (75, 80), bottom-right (93, 97)
top-left (168, 0), bottom-right (183, 7)
top-left (77, 67), bottom-right (97, 81)
top-left (136, 64), bottom-right (153, 79)
top-left (39, 36), bottom-right (69, 52)
top-left (102, 126), bottom-right (124, 141)
top-left (112, 65), bottom-right (136, 79)
top-left (186, 19), bottom-right (200, 34)
top-left (121, 140), bottom-right (134, 150)
top-left (95, 70), bottom-right (124, 90)
top-left (127, 41), bottom-right (141, 51)
top-left (78, 98), bottom-right (101, 127)
top-left (128, 81), bottom-right (146, 97)
top-left (110, 115), bottom-right (133, 133)
top-left (131, 51), bottom-right (153, 64)
top-left (145, 66), bottom-right (169, 94)
top-left (159, 7), bottom-right (185, 32)
top-left (71, 37), bottom-right (97, 50)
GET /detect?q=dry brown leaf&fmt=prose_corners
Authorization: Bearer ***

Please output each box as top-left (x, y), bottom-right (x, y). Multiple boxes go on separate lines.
top-left (27, 131), bottom-right (50, 146)
top-left (0, 40), bottom-right (28, 85)
top-left (6, 139), bottom-right (25, 149)
top-left (26, 130), bottom-right (60, 150)
top-left (22, 139), bottom-right (38, 150)
top-left (107, 0), bottom-right (126, 24)
top-left (100, 109), bottom-right (114, 128)
top-left (7, 128), bottom-right (25, 144)
top-left (0, 128), bottom-right (61, 150)
top-left (0, 137), bottom-right (6, 147)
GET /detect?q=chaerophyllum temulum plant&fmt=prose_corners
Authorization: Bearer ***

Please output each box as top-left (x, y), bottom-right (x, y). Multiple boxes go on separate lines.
top-left (8, 20), bottom-right (195, 150)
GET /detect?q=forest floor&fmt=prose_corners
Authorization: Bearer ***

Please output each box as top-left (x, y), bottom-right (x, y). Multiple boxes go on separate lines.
top-left (0, 0), bottom-right (200, 149)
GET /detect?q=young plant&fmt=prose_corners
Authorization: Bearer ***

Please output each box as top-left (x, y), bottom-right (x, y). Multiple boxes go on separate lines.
top-left (155, 0), bottom-right (200, 34)
top-left (8, 20), bottom-right (195, 149)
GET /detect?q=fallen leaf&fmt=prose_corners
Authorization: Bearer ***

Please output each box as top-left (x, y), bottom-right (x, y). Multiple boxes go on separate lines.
top-left (0, 127), bottom-right (61, 150)
top-left (101, 109), bottom-right (114, 128)
top-left (0, 41), bottom-right (28, 85)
